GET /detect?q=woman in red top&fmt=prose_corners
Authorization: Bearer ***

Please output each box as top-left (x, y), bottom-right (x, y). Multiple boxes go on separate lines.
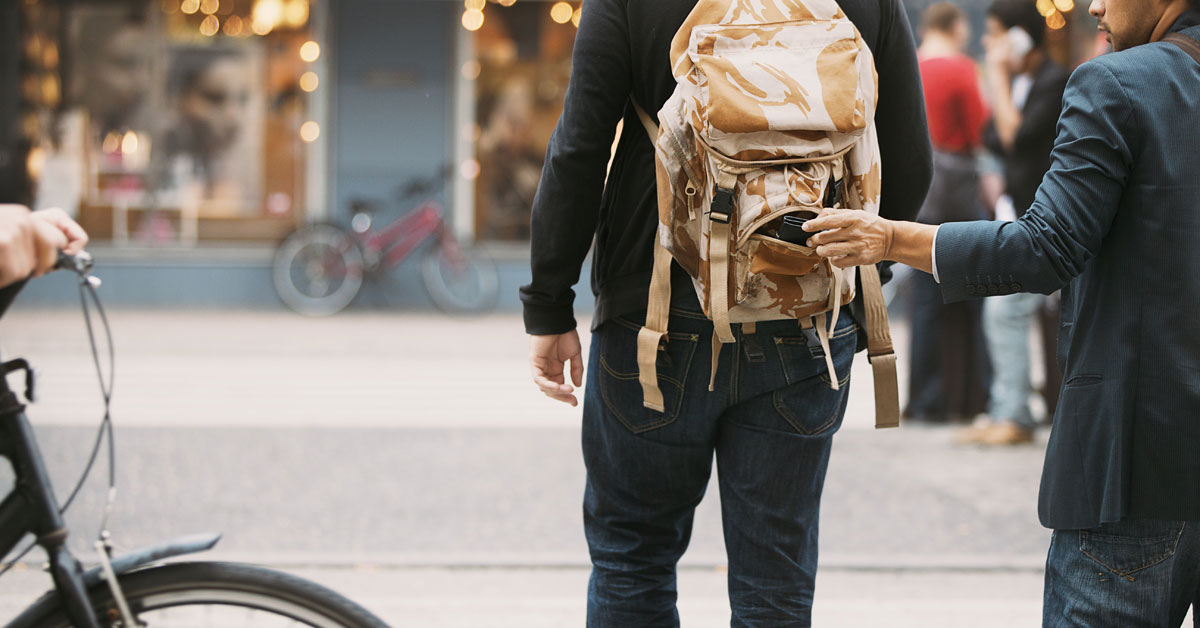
top-left (905, 3), bottom-right (994, 424)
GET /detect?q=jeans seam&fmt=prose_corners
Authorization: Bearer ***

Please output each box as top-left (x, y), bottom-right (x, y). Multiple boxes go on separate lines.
top-left (1078, 523), bottom-right (1186, 577)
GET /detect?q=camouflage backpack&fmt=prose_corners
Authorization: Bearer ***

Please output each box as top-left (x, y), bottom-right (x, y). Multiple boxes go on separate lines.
top-left (633, 0), bottom-right (900, 428)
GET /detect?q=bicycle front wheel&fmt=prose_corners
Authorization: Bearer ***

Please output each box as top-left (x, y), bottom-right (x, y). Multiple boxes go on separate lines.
top-left (23, 562), bottom-right (388, 628)
top-left (420, 240), bottom-right (499, 314)
top-left (273, 224), bottom-right (365, 316)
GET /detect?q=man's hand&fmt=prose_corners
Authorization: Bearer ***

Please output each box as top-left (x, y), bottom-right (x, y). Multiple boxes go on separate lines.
top-left (804, 208), bottom-right (896, 268)
top-left (806, 208), bottom-right (938, 274)
top-left (529, 330), bottom-right (584, 407)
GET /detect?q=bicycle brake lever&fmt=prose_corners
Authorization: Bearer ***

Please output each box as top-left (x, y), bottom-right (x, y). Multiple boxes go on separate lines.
top-left (2, 358), bottom-right (36, 403)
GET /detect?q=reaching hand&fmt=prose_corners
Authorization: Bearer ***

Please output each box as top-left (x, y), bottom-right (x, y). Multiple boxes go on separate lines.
top-left (804, 208), bottom-right (895, 268)
top-left (529, 330), bottom-right (584, 407)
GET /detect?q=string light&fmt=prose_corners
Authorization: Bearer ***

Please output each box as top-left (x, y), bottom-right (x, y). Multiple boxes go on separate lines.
top-left (462, 9), bottom-right (484, 31)
top-left (199, 14), bottom-right (220, 36)
top-left (181, 0), bottom-right (200, 15)
top-left (284, 0), bottom-right (309, 27)
top-left (461, 59), bottom-right (481, 80)
top-left (300, 121), bottom-right (320, 142)
top-left (497, 0), bottom-right (516, 6)
top-left (121, 131), bottom-right (140, 156)
top-left (572, 6), bottom-right (582, 26)
top-left (465, 0), bottom-right (486, 10)
top-left (1036, 0), bottom-right (1056, 16)
top-left (223, 15), bottom-right (244, 36)
top-left (1046, 11), bottom-right (1066, 29)
top-left (299, 40), bottom-right (320, 62)
top-left (299, 71), bottom-right (319, 92)
top-left (1052, 0), bottom-right (1075, 13)
top-left (550, 2), bottom-right (573, 24)
top-left (200, 0), bottom-right (219, 15)
top-left (252, 0), bottom-right (283, 35)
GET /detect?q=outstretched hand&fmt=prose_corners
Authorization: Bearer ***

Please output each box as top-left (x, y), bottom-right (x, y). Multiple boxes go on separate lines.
top-left (804, 208), bottom-right (937, 274)
top-left (529, 330), bottom-right (584, 407)
top-left (803, 208), bottom-right (895, 268)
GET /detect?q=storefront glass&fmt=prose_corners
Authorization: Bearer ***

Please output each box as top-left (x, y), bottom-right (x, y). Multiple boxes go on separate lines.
top-left (23, 0), bottom-right (322, 245)
top-left (467, 1), bottom-right (579, 242)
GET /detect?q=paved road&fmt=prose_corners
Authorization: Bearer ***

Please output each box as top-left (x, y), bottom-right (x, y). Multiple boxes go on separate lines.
top-left (0, 307), bottom-right (1091, 626)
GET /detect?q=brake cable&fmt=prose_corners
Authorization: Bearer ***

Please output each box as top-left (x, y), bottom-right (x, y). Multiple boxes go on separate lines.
top-left (0, 252), bottom-right (117, 579)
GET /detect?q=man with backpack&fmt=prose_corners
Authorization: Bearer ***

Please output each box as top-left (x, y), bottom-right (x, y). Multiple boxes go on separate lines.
top-left (522, 0), bottom-right (931, 624)
top-left (805, 0), bottom-right (1200, 622)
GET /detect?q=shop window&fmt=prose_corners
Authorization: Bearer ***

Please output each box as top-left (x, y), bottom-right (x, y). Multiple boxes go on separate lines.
top-left (470, 2), bottom-right (578, 242)
top-left (26, 0), bottom-right (321, 245)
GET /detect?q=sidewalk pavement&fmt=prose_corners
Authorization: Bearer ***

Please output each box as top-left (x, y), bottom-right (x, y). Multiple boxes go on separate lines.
top-left (0, 306), bottom-right (1109, 626)
top-left (0, 566), bottom-right (1046, 627)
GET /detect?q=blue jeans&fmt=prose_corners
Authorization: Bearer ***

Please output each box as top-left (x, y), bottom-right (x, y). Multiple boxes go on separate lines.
top-left (984, 292), bottom-right (1044, 429)
top-left (582, 299), bottom-right (857, 628)
top-left (1044, 520), bottom-right (1200, 627)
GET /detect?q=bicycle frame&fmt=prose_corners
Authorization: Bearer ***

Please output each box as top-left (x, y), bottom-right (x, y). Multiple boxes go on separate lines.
top-left (360, 201), bottom-right (447, 269)
top-left (0, 360), bottom-right (102, 628)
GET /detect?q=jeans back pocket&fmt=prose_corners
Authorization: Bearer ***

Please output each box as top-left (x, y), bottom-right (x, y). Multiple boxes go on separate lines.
top-left (1080, 520), bottom-right (1186, 577)
top-left (597, 316), bottom-right (699, 434)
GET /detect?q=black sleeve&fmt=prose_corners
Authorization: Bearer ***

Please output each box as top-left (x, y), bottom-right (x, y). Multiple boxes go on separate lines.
top-left (983, 118), bottom-right (1003, 157)
top-left (870, 0), bottom-right (933, 222)
top-left (1012, 69), bottom-right (1069, 155)
top-left (519, 0), bottom-right (631, 335)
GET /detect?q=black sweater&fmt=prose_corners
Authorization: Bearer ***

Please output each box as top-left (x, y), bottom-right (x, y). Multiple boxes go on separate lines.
top-left (521, 0), bottom-right (933, 335)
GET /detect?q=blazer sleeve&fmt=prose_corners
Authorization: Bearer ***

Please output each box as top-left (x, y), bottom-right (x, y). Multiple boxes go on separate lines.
top-left (935, 60), bottom-right (1135, 301)
top-left (519, 0), bottom-right (632, 335)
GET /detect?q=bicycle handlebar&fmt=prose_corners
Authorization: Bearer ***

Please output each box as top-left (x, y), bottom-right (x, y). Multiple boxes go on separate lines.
top-left (55, 250), bottom-right (94, 275)
top-left (394, 164), bottom-right (456, 204)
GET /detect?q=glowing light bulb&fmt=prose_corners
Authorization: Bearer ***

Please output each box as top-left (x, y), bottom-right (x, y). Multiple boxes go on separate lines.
top-left (462, 9), bottom-right (484, 31)
top-left (550, 2), bottom-right (573, 24)
top-left (299, 40), bottom-right (320, 62)
top-left (300, 121), bottom-right (320, 142)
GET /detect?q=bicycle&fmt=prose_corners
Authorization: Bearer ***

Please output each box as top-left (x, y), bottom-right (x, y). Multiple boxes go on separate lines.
top-left (273, 169), bottom-right (500, 316)
top-left (0, 254), bottom-right (390, 628)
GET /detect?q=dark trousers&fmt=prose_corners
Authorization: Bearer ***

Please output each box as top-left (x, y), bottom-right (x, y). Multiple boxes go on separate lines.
top-left (1045, 519), bottom-right (1200, 627)
top-left (582, 300), bottom-right (857, 627)
top-left (906, 270), bottom-right (992, 421)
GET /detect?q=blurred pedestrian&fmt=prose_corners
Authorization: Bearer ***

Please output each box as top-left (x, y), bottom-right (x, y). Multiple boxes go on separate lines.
top-left (958, 0), bottom-right (1070, 446)
top-left (904, 2), bottom-right (992, 425)
top-left (803, 0), bottom-right (1200, 620)
top-left (521, 0), bottom-right (932, 624)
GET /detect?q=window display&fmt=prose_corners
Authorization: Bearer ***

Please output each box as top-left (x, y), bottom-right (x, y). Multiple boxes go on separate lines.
top-left (26, 0), bottom-right (320, 245)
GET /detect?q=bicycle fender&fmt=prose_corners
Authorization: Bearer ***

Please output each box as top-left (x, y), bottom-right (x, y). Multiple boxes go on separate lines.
top-left (80, 533), bottom-right (222, 587)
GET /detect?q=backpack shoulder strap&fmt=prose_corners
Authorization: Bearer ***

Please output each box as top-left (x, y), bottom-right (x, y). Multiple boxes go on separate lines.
top-left (631, 100), bottom-right (659, 143)
top-left (1164, 33), bottom-right (1200, 66)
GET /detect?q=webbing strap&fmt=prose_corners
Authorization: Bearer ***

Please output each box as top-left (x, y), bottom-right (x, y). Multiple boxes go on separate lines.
top-left (709, 170), bottom-right (737, 344)
top-left (637, 241), bottom-right (674, 412)
top-left (860, 263), bottom-right (900, 428)
top-left (631, 100), bottom-right (659, 142)
top-left (708, 329), bottom-right (721, 392)
top-left (826, 259), bottom-right (843, 337)
top-left (710, 220), bottom-right (735, 344)
top-left (814, 312), bottom-right (839, 391)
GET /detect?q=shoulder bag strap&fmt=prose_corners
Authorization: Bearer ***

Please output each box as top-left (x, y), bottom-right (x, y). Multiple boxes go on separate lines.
top-left (1163, 33), bottom-right (1200, 65)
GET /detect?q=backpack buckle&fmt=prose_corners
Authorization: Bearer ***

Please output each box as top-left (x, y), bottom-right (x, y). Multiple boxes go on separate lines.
top-left (710, 187), bottom-right (734, 224)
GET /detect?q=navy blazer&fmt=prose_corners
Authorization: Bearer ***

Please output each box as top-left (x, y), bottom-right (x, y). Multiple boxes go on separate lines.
top-left (935, 23), bottom-right (1200, 530)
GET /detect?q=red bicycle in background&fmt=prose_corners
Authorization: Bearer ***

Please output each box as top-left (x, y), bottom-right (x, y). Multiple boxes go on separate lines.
top-left (273, 170), bottom-right (499, 316)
